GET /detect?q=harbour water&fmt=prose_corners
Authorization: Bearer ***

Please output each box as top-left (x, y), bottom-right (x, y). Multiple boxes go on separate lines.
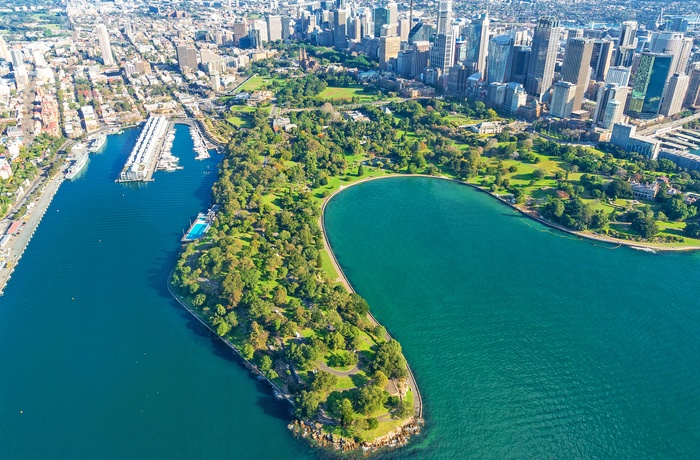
top-left (0, 125), bottom-right (313, 459)
top-left (3, 141), bottom-right (700, 458)
top-left (324, 177), bottom-right (700, 459)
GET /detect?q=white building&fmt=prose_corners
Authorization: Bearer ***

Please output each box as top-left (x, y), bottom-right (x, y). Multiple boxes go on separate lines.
top-left (97, 24), bottom-right (115, 66)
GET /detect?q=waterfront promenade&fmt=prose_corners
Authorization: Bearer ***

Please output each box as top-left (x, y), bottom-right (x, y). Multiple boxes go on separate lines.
top-left (0, 172), bottom-right (63, 295)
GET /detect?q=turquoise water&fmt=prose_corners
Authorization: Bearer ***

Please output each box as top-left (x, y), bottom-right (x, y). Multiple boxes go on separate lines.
top-left (324, 177), bottom-right (700, 459)
top-left (0, 125), bottom-right (314, 459)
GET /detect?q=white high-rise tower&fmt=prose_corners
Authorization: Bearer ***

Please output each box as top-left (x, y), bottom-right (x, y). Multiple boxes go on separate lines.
top-left (97, 24), bottom-right (115, 66)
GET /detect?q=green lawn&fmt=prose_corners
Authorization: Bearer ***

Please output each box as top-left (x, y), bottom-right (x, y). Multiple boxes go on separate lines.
top-left (317, 86), bottom-right (375, 102)
top-left (235, 76), bottom-right (279, 93)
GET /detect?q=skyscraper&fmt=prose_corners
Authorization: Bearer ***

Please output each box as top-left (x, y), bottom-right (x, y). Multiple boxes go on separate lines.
top-left (649, 32), bottom-right (689, 77)
top-left (560, 38), bottom-right (594, 111)
top-left (176, 45), bottom-right (198, 72)
top-left (373, 2), bottom-right (398, 37)
top-left (430, 1), bottom-right (456, 77)
top-left (589, 40), bottom-right (613, 82)
top-left (378, 35), bottom-right (401, 70)
top-left (550, 81), bottom-right (577, 118)
top-left (618, 21), bottom-right (638, 48)
top-left (0, 36), bottom-right (10, 62)
top-left (606, 66), bottom-right (631, 86)
top-left (594, 83), bottom-right (629, 127)
top-left (684, 64), bottom-right (700, 108)
top-left (333, 9), bottom-right (348, 48)
top-left (659, 73), bottom-right (689, 116)
top-left (628, 52), bottom-right (673, 118)
top-left (97, 24), bottom-right (115, 66)
top-left (464, 12), bottom-right (489, 74)
top-left (487, 35), bottom-right (514, 83)
top-left (525, 17), bottom-right (562, 99)
top-left (267, 15), bottom-right (283, 42)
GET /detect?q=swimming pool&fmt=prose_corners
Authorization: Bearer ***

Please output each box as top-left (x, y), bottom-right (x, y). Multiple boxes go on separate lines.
top-left (184, 221), bottom-right (209, 241)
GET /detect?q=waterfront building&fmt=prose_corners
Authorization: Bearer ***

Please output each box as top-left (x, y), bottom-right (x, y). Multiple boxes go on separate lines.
top-left (628, 53), bottom-right (673, 118)
top-left (525, 17), bottom-right (562, 100)
top-left (97, 24), bottom-right (115, 66)
top-left (550, 81), bottom-right (577, 118)
top-left (659, 73), bottom-right (689, 117)
top-left (561, 38), bottom-right (594, 112)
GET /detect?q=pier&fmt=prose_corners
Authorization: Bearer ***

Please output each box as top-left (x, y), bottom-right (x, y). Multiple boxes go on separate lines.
top-left (117, 115), bottom-right (169, 183)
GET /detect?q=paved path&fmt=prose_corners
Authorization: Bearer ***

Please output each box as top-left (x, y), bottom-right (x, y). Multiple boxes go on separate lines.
top-left (317, 360), bottom-right (361, 377)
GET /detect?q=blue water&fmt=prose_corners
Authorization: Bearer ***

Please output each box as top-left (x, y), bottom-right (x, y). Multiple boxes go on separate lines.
top-left (0, 125), bottom-right (317, 459)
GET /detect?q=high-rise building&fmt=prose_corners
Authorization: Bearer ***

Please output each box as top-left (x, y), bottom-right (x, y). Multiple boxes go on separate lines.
top-left (594, 83), bottom-right (629, 127)
top-left (398, 18), bottom-right (410, 42)
top-left (628, 52), bottom-right (673, 118)
top-left (487, 35), bottom-right (514, 83)
top-left (618, 21), bottom-right (638, 48)
top-left (684, 65), bottom-right (700, 108)
top-left (509, 45), bottom-right (531, 84)
top-left (589, 40), bottom-right (613, 82)
top-left (602, 99), bottom-right (624, 130)
top-left (333, 9), bottom-right (348, 48)
top-left (0, 36), bottom-right (10, 62)
top-left (525, 17), bottom-right (562, 99)
top-left (10, 49), bottom-right (23, 69)
top-left (464, 12), bottom-right (489, 74)
top-left (659, 73), bottom-right (689, 116)
top-left (430, 1), bottom-right (456, 77)
top-left (378, 35), bottom-right (401, 70)
top-left (176, 45), bottom-right (198, 72)
top-left (550, 81), bottom-right (577, 118)
top-left (411, 41), bottom-right (431, 78)
top-left (606, 66), bottom-right (631, 86)
top-left (560, 38), bottom-right (594, 111)
top-left (649, 32), bottom-right (688, 77)
top-left (210, 71), bottom-right (221, 92)
top-left (373, 2), bottom-right (398, 37)
top-left (613, 45), bottom-right (636, 67)
top-left (97, 24), bottom-right (115, 66)
top-left (267, 15), bottom-right (283, 42)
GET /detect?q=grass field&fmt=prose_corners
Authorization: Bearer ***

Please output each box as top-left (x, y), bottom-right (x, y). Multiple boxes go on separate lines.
top-left (235, 76), bottom-right (280, 93)
top-left (317, 86), bottom-right (375, 102)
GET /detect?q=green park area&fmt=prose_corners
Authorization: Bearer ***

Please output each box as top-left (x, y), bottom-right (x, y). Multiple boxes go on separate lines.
top-left (317, 86), bottom-right (376, 103)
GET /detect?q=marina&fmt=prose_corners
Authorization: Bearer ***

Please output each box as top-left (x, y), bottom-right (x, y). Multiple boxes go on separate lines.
top-left (190, 124), bottom-right (210, 160)
top-left (156, 128), bottom-right (183, 172)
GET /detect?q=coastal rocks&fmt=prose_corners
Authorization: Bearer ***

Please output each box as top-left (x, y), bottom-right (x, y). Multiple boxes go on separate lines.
top-left (288, 417), bottom-right (423, 455)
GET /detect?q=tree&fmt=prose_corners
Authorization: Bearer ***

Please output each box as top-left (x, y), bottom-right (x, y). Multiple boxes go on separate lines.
top-left (333, 398), bottom-right (355, 427)
top-left (684, 222), bottom-right (700, 238)
top-left (311, 370), bottom-right (339, 393)
top-left (355, 384), bottom-right (387, 415)
top-left (296, 390), bottom-right (324, 418)
top-left (358, 164), bottom-right (365, 176)
top-left (370, 340), bottom-right (407, 379)
top-left (632, 215), bottom-right (659, 239)
top-left (532, 169), bottom-right (547, 180)
top-left (242, 343), bottom-right (255, 360)
top-left (394, 399), bottom-right (413, 418)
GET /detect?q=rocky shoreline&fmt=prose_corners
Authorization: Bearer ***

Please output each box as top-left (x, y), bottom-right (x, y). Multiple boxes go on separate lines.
top-left (288, 417), bottom-right (423, 454)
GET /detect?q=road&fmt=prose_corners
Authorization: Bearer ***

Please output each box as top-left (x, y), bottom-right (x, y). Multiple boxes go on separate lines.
top-left (636, 111), bottom-right (700, 137)
top-left (0, 172), bottom-right (64, 294)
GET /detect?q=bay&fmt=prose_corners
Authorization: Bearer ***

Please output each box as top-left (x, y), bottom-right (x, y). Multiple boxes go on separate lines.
top-left (324, 176), bottom-right (700, 459)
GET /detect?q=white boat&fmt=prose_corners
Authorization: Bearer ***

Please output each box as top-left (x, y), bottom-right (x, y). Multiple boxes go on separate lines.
top-left (88, 133), bottom-right (107, 153)
top-left (65, 151), bottom-right (89, 180)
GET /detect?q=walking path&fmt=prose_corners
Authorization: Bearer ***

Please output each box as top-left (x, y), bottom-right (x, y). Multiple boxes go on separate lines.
top-left (317, 361), bottom-right (361, 377)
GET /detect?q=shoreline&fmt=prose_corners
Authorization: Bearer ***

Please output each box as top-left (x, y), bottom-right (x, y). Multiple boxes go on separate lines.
top-left (320, 175), bottom-right (425, 421)
top-left (322, 173), bottom-right (700, 254)
top-left (0, 172), bottom-right (64, 295)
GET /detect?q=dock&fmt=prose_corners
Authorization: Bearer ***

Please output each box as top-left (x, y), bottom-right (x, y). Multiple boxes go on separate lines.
top-left (116, 115), bottom-right (169, 183)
